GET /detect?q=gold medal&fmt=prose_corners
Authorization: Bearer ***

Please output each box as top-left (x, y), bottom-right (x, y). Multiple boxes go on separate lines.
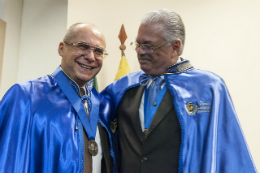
top-left (88, 140), bottom-right (98, 156)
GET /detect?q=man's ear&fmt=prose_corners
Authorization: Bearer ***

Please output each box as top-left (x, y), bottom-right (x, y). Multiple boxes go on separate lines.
top-left (171, 40), bottom-right (182, 58)
top-left (58, 42), bottom-right (65, 57)
top-left (172, 40), bottom-right (181, 52)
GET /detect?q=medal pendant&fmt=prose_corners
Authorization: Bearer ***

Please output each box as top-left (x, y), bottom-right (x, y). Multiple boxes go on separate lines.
top-left (88, 140), bottom-right (98, 156)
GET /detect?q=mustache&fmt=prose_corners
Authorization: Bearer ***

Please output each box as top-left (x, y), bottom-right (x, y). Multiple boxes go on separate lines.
top-left (138, 55), bottom-right (152, 61)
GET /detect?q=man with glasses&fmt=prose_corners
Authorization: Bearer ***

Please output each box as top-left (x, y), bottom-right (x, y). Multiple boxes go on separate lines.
top-left (0, 23), bottom-right (117, 173)
top-left (102, 9), bottom-right (257, 173)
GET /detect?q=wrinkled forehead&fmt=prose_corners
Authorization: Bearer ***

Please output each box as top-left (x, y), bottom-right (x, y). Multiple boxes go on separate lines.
top-left (136, 23), bottom-right (165, 43)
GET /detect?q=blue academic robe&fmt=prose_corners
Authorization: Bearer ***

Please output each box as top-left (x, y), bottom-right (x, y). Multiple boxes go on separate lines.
top-left (101, 60), bottom-right (257, 173)
top-left (0, 73), bottom-right (117, 173)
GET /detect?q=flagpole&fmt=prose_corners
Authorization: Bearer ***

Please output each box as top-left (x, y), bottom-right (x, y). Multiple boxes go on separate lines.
top-left (118, 24), bottom-right (127, 56)
top-left (114, 24), bottom-right (131, 81)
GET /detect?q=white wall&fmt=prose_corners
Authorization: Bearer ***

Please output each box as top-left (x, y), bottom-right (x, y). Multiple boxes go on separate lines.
top-left (0, 0), bottom-right (23, 98)
top-left (17, 0), bottom-right (67, 83)
top-left (0, 0), bottom-right (5, 20)
top-left (68, 0), bottom-right (260, 169)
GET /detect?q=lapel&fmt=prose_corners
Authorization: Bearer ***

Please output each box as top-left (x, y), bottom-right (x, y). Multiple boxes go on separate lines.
top-left (147, 89), bottom-right (174, 136)
top-left (127, 85), bottom-right (145, 142)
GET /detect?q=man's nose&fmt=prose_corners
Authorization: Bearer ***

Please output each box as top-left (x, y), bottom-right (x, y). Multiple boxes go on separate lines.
top-left (83, 49), bottom-right (95, 61)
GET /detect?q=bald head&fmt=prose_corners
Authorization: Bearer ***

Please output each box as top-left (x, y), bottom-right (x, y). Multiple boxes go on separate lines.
top-left (63, 23), bottom-right (106, 47)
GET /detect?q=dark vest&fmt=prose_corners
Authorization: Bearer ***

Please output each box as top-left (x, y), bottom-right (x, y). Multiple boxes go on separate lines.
top-left (117, 86), bottom-right (181, 173)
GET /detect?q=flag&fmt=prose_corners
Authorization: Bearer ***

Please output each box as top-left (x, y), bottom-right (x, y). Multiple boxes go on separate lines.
top-left (93, 76), bottom-right (99, 91)
top-left (114, 53), bottom-right (131, 81)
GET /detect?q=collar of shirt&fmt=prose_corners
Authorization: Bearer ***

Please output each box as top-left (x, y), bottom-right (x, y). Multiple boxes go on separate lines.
top-left (146, 76), bottom-right (165, 89)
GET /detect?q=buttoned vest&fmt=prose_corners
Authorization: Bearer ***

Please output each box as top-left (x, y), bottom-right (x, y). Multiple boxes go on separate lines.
top-left (117, 86), bottom-right (181, 173)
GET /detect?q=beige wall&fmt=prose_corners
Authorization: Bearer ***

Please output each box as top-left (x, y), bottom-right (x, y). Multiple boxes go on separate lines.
top-left (0, 0), bottom-right (67, 99)
top-left (0, 0), bottom-right (5, 20)
top-left (0, 0), bottom-right (23, 98)
top-left (68, 0), bottom-right (260, 169)
top-left (0, 18), bottom-right (6, 86)
top-left (17, 0), bottom-right (67, 83)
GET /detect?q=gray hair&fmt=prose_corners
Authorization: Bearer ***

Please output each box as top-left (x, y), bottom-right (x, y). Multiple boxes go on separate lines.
top-left (141, 9), bottom-right (185, 55)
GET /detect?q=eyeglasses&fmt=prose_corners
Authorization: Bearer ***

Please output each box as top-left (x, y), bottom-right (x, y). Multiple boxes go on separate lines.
top-left (64, 41), bottom-right (108, 59)
top-left (130, 41), bottom-right (171, 54)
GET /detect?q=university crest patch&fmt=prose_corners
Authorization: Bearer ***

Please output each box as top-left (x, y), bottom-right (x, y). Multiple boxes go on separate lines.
top-left (185, 102), bottom-right (198, 115)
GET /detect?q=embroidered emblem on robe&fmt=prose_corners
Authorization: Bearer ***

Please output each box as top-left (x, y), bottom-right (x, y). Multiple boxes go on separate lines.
top-left (185, 102), bottom-right (198, 115)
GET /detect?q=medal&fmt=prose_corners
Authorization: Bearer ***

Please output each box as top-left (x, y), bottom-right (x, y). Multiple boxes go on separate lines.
top-left (53, 67), bottom-right (100, 156)
top-left (88, 140), bottom-right (98, 156)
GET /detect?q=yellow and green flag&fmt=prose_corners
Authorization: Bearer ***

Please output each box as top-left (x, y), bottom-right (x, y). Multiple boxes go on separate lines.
top-left (114, 53), bottom-right (131, 81)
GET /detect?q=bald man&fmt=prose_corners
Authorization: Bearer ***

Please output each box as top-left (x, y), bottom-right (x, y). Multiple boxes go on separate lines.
top-left (0, 23), bottom-right (117, 173)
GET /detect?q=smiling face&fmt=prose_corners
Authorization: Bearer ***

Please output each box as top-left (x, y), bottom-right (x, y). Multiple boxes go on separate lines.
top-left (58, 24), bottom-right (106, 87)
top-left (136, 23), bottom-right (180, 76)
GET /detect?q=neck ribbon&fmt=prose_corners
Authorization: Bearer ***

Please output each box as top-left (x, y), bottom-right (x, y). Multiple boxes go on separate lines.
top-left (53, 66), bottom-right (99, 140)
